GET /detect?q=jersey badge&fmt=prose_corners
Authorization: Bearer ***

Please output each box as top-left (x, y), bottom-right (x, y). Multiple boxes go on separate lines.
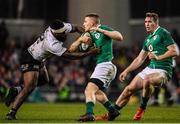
top-left (95, 33), bottom-right (100, 39)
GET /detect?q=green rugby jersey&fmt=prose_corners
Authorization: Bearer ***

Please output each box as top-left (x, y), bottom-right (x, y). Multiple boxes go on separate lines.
top-left (90, 25), bottom-right (114, 64)
top-left (143, 27), bottom-right (175, 78)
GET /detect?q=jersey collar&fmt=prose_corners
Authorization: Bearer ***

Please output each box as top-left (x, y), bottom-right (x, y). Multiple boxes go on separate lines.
top-left (152, 26), bottom-right (160, 35)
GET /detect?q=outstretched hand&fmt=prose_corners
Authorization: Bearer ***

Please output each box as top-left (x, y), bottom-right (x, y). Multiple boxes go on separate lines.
top-left (119, 71), bottom-right (128, 82)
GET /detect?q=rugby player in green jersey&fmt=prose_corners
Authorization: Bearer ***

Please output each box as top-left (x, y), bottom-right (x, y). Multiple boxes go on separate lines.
top-left (69, 13), bottom-right (123, 122)
top-left (96, 12), bottom-right (179, 121)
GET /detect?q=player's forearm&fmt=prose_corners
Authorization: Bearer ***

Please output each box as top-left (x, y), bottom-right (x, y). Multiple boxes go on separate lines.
top-left (62, 52), bottom-right (85, 60)
top-left (98, 29), bottom-right (123, 41)
top-left (157, 49), bottom-right (178, 60)
top-left (125, 57), bottom-right (144, 73)
top-left (62, 48), bottom-right (98, 60)
top-left (68, 38), bottom-right (81, 52)
top-left (71, 24), bottom-right (84, 34)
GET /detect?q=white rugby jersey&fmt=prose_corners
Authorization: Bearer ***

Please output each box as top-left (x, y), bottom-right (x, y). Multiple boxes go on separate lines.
top-left (28, 23), bottom-right (72, 62)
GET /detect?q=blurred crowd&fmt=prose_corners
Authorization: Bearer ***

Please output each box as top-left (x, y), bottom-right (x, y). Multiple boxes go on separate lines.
top-left (0, 20), bottom-right (180, 105)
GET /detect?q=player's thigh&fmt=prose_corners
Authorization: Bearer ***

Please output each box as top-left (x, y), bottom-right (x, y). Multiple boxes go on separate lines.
top-left (90, 62), bottom-right (117, 89)
top-left (23, 71), bottom-right (39, 87)
top-left (95, 90), bottom-right (108, 103)
top-left (86, 82), bottom-right (99, 93)
top-left (144, 72), bottom-right (167, 86)
top-left (38, 65), bottom-right (49, 86)
top-left (127, 75), bottom-right (144, 91)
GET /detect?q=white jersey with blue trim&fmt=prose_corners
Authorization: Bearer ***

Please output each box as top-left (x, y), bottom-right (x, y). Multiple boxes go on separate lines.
top-left (28, 23), bottom-right (72, 62)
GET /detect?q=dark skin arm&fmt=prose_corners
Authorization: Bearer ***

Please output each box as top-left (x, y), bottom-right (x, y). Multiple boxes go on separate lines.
top-left (61, 47), bottom-right (100, 60)
top-left (70, 24), bottom-right (85, 34)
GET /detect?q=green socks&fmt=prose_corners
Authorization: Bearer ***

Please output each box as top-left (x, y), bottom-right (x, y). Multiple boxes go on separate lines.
top-left (86, 102), bottom-right (94, 114)
top-left (140, 97), bottom-right (149, 109)
top-left (104, 101), bottom-right (117, 113)
top-left (115, 104), bottom-right (122, 111)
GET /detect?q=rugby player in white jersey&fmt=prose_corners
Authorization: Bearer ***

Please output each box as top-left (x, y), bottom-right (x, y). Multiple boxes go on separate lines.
top-left (5, 20), bottom-right (100, 120)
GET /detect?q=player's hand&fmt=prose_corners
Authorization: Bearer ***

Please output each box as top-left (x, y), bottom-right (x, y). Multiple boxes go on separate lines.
top-left (88, 48), bottom-right (101, 55)
top-left (90, 27), bottom-right (106, 34)
top-left (89, 27), bottom-right (98, 32)
top-left (148, 52), bottom-right (159, 60)
top-left (90, 27), bottom-right (104, 32)
top-left (119, 71), bottom-right (128, 82)
top-left (79, 35), bottom-right (91, 43)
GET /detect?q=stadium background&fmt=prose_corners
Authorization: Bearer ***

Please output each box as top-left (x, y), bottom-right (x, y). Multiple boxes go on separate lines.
top-left (0, 0), bottom-right (180, 105)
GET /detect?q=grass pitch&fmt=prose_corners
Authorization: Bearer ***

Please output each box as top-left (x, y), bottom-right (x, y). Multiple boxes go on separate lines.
top-left (0, 102), bottom-right (180, 123)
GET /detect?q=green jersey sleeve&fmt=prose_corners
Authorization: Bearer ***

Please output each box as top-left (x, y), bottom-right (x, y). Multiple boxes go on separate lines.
top-left (100, 25), bottom-right (114, 31)
top-left (162, 31), bottom-right (175, 47)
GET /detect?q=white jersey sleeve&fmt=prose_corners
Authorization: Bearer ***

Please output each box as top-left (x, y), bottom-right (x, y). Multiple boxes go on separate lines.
top-left (46, 40), bottom-right (67, 56)
top-left (28, 27), bottom-right (67, 62)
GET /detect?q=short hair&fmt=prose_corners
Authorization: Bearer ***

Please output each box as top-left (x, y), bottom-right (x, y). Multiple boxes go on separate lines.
top-left (85, 13), bottom-right (101, 24)
top-left (146, 12), bottom-right (159, 23)
top-left (50, 19), bottom-right (64, 30)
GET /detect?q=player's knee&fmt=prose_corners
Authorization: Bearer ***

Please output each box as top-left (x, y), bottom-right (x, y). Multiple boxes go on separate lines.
top-left (24, 82), bottom-right (36, 92)
top-left (84, 87), bottom-right (94, 96)
top-left (143, 78), bottom-right (151, 88)
top-left (125, 86), bottom-right (135, 95)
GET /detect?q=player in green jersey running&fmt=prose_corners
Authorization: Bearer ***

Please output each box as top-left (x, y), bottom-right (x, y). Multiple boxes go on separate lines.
top-left (69, 13), bottom-right (123, 122)
top-left (96, 12), bottom-right (179, 121)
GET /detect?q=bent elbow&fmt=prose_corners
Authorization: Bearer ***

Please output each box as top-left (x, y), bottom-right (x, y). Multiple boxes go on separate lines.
top-left (117, 35), bottom-right (124, 42)
top-left (175, 51), bottom-right (179, 57)
top-left (116, 32), bottom-right (123, 41)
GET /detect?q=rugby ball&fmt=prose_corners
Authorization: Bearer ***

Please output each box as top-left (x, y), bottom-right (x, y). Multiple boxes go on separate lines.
top-left (79, 42), bottom-right (89, 51)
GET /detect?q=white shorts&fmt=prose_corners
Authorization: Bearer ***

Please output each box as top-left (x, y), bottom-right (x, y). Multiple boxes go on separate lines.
top-left (90, 61), bottom-right (117, 89)
top-left (138, 67), bottom-right (168, 85)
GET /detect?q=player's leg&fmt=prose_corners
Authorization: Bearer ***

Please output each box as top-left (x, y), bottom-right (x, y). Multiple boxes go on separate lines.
top-left (6, 71), bottom-right (39, 120)
top-left (37, 63), bottom-right (49, 86)
top-left (78, 62), bottom-right (117, 122)
top-left (5, 63), bottom-right (48, 107)
top-left (115, 75), bottom-right (143, 109)
top-left (151, 87), bottom-right (160, 106)
top-left (142, 72), bottom-right (167, 108)
top-left (78, 82), bottom-right (98, 122)
top-left (5, 82), bottom-right (24, 107)
top-left (134, 72), bottom-right (168, 120)
top-left (95, 75), bottom-right (143, 121)
top-left (95, 90), bottom-right (119, 121)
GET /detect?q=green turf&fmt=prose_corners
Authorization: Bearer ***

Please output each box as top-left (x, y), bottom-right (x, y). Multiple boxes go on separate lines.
top-left (0, 102), bottom-right (180, 123)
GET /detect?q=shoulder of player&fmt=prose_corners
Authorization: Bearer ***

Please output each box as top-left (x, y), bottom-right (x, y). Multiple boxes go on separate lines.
top-left (154, 27), bottom-right (172, 41)
top-left (157, 27), bottom-right (171, 35)
top-left (44, 29), bottom-right (64, 46)
top-left (99, 25), bottom-right (113, 30)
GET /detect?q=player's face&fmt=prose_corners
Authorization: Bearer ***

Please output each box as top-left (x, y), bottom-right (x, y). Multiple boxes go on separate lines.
top-left (83, 17), bottom-right (96, 32)
top-left (144, 17), bottom-right (158, 33)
